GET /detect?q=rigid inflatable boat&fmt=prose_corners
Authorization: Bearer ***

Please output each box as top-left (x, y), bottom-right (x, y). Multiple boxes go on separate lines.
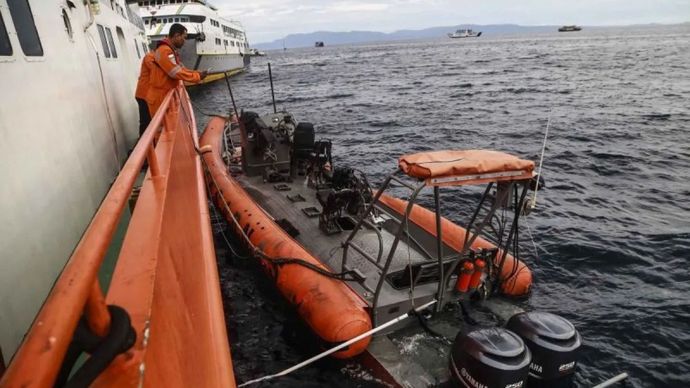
top-left (200, 107), bottom-right (583, 387)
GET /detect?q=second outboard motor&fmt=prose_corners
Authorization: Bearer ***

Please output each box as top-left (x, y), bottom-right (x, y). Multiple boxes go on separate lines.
top-left (506, 312), bottom-right (581, 388)
top-left (449, 328), bottom-right (531, 388)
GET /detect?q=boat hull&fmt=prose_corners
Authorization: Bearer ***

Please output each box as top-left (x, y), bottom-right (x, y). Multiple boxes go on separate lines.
top-left (179, 39), bottom-right (249, 72)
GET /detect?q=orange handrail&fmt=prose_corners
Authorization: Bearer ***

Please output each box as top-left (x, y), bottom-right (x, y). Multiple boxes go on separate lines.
top-left (0, 85), bottom-right (195, 387)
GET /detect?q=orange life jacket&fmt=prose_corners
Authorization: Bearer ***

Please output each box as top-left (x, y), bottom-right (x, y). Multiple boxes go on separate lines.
top-left (134, 52), bottom-right (155, 100)
top-left (146, 39), bottom-right (201, 115)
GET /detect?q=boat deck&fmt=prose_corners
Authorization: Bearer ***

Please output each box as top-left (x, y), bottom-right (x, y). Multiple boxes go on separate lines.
top-left (237, 174), bottom-right (460, 385)
top-left (236, 173), bottom-right (461, 328)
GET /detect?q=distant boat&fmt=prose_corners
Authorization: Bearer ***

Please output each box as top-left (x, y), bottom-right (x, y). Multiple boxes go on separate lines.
top-left (448, 28), bottom-right (482, 38)
top-left (558, 25), bottom-right (582, 32)
top-left (315, 41), bottom-right (325, 47)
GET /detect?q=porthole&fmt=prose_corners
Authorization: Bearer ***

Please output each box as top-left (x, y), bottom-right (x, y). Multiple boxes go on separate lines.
top-left (62, 9), bottom-right (73, 40)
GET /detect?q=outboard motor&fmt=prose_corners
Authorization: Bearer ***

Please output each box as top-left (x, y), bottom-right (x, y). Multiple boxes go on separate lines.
top-left (506, 312), bottom-right (581, 388)
top-left (449, 328), bottom-right (531, 388)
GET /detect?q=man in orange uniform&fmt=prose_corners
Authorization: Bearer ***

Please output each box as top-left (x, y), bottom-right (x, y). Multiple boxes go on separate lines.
top-left (134, 51), bottom-right (154, 136)
top-left (146, 23), bottom-right (207, 116)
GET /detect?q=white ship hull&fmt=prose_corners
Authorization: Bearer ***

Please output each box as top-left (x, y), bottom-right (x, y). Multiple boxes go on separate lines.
top-left (0, 0), bottom-right (146, 360)
top-left (176, 37), bottom-right (249, 72)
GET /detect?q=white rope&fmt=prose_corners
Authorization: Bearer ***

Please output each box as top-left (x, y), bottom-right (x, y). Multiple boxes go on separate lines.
top-left (592, 372), bottom-right (628, 388)
top-left (238, 299), bottom-right (438, 387)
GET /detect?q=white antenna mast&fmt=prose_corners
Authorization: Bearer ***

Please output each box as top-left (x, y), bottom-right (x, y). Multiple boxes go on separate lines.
top-left (526, 113), bottom-right (551, 213)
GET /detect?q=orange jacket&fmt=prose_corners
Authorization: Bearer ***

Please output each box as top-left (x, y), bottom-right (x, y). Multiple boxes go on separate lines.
top-left (146, 39), bottom-right (201, 114)
top-left (134, 52), bottom-right (155, 100)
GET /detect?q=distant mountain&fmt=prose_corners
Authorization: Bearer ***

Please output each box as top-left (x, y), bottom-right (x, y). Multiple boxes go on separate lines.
top-left (254, 24), bottom-right (558, 50)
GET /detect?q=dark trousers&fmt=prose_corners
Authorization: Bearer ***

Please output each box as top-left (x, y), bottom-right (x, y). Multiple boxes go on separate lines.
top-left (136, 98), bottom-right (151, 136)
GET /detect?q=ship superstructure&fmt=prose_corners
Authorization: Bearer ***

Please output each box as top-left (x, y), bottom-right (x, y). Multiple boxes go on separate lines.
top-left (137, 0), bottom-right (250, 78)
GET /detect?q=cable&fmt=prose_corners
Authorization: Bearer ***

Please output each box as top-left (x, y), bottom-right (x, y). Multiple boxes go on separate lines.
top-left (218, 225), bottom-right (251, 260)
top-left (190, 98), bottom-right (232, 118)
top-left (267, 257), bottom-right (362, 282)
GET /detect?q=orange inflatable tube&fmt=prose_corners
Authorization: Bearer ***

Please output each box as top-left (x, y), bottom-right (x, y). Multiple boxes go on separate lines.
top-left (378, 194), bottom-right (532, 297)
top-left (200, 116), bottom-right (372, 358)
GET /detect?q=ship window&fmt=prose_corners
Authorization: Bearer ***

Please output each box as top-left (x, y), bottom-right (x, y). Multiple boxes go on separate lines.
top-left (174, 17), bottom-right (179, 22)
top-left (62, 9), bottom-right (73, 40)
top-left (105, 27), bottom-right (117, 58)
top-left (134, 38), bottom-right (141, 58)
top-left (7, 0), bottom-right (43, 56)
top-left (97, 24), bottom-right (111, 58)
top-left (0, 11), bottom-right (11, 56)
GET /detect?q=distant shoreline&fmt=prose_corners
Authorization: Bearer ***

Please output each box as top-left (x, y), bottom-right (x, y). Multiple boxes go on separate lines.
top-left (253, 22), bottom-right (690, 50)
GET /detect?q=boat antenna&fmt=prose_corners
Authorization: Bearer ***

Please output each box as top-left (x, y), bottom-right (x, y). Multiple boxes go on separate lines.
top-left (268, 63), bottom-right (277, 113)
top-left (527, 112), bottom-right (551, 212)
top-left (223, 71), bottom-right (239, 118)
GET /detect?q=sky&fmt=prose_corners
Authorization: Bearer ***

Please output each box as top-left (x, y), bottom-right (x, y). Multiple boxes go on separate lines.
top-left (210, 0), bottom-right (690, 43)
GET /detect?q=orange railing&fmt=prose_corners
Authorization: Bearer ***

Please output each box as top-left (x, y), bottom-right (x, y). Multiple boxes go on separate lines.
top-left (0, 83), bottom-right (234, 387)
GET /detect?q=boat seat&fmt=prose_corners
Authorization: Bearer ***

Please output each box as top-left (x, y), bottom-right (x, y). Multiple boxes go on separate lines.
top-left (293, 122), bottom-right (315, 160)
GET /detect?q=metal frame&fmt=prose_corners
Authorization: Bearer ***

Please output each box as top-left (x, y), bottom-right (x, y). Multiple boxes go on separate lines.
top-left (342, 167), bottom-right (534, 324)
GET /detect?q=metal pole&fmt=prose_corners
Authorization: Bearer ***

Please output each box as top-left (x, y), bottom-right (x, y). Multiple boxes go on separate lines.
top-left (224, 71), bottom-right (239, 117)
top-left (268, 63), bottom-right (277, 113)
top-left (434, 186), bottom-right (444, 312)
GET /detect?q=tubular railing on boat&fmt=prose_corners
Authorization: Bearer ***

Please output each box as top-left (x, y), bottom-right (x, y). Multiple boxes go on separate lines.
top-left (0, 83), bottom-right (235, 387)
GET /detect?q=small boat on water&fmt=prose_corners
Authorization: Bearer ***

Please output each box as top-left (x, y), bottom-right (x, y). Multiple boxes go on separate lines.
top-left (199, 74), bottom-right (587, 387)
top-left (315, 41), bottom-right (325, 47)
top-left (558, 25), bottom-right (582, 32)
top-left (448, 28), bottom-right (482, 38)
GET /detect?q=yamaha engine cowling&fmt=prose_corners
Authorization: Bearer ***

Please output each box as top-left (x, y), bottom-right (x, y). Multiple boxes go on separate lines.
top-left (450, 328), bottom-right (531, 388)
top-left (506, 312), bottom-right (581, 388)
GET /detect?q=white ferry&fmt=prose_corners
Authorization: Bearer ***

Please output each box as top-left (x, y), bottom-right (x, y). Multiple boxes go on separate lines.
top-left (448, 28), bottom-right (482, 38)
top-left (137, 0), bottom-right (250, 82)
top-left (0, 0), bottom-right (147, 365)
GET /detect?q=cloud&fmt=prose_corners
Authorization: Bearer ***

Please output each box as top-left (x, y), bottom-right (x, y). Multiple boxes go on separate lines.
top-left (328, 2), bottom-right (390, 12)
